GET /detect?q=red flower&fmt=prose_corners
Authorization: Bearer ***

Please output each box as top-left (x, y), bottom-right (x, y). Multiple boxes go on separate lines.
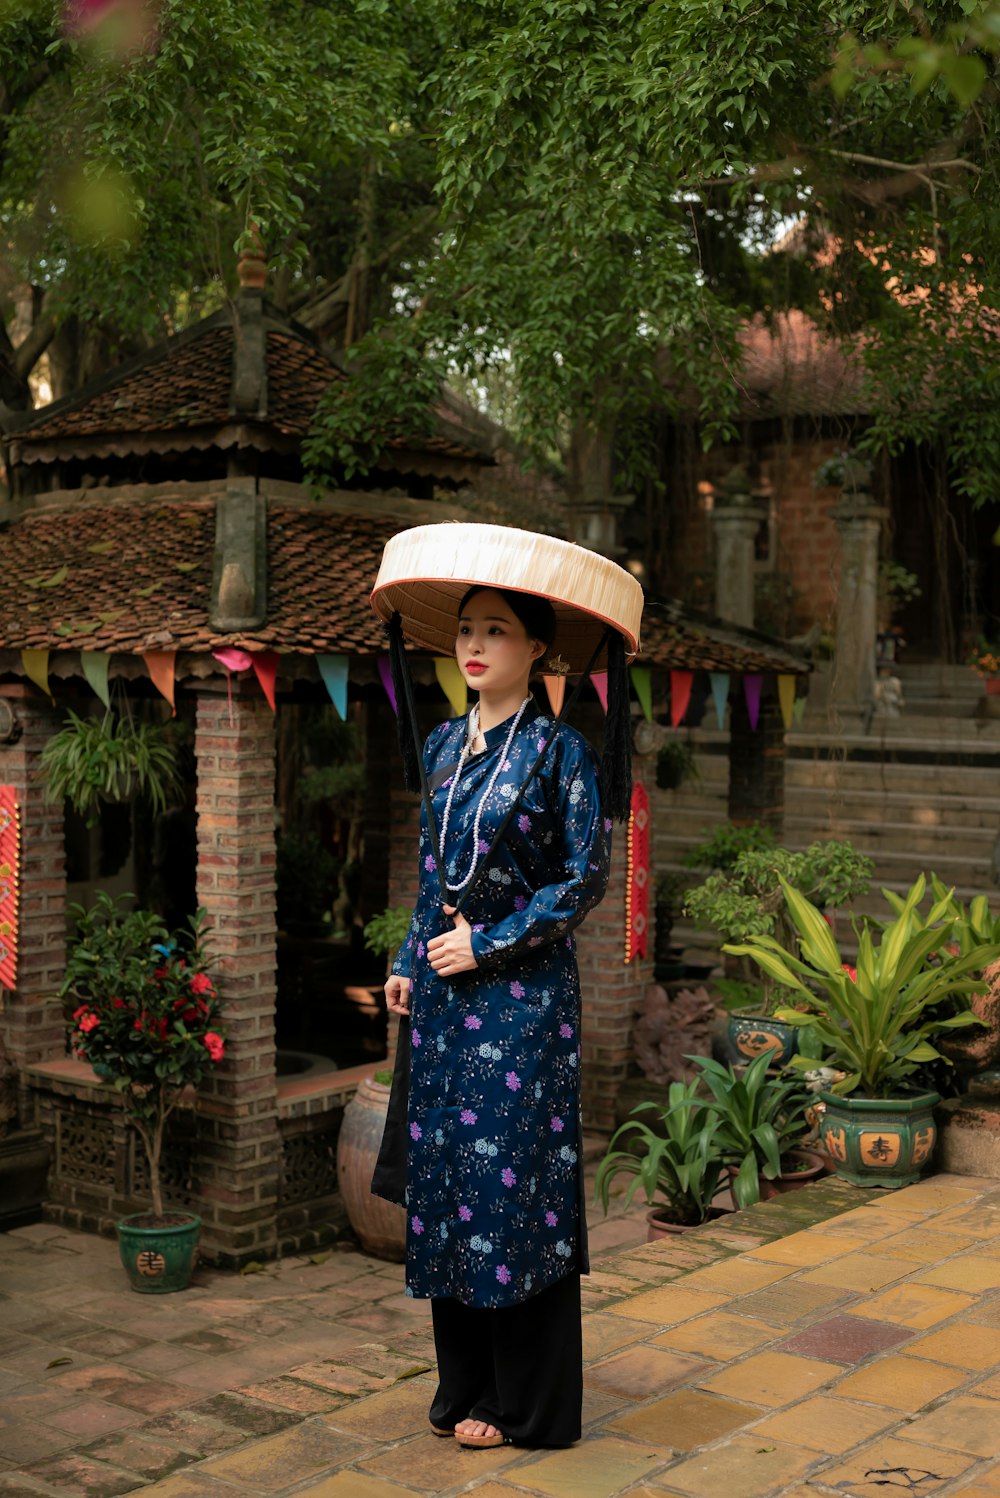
top-left (133, 1015), bottom-right (146, 1031)
top-left (112, 997), bottom-right (126, 1010)
top-left (73, 1004), bottom-right (89, 1020)
top-left (203, 1032), bottom-right (224, 1063)
top-left (842, 964), bottom-right (858, 984)
top-left (78, 1011), bottom-right (100, 1032)
top-left (153, 967), bottom-right (168, 980)
top-left (189, 972), bottom-right (214, 997)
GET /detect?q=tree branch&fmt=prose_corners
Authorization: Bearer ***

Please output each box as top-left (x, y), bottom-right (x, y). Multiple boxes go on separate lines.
top-left (14, 304), bottom-right (57, 380)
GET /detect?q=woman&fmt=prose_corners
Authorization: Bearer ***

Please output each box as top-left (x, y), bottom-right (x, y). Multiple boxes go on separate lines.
top-left (370, 524), bottom-right (642, 1452)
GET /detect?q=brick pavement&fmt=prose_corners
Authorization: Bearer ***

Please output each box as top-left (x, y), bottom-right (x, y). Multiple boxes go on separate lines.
top-left (1, 1173), bottom-right (999, 1497)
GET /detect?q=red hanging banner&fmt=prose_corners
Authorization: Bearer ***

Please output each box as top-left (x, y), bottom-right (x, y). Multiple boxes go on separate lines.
top-left (0, 786), bottom-right (20, 993)
top-left (625, 782), bottom-right (650, 964)
top-left (670, 670), bottom-right (694, 727)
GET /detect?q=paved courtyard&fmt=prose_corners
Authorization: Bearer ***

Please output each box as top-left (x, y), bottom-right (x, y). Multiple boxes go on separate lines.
top-left (2, 1172), bottom-right (1000, 1498)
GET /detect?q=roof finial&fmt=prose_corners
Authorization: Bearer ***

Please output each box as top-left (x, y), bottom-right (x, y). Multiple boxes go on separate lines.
top-left (237, 224), bottom-right (267, 292)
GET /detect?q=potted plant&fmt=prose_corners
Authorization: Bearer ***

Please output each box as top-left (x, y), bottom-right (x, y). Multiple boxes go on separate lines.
top-left (684, 838), bottom-right (873, 1065)
top-left (967, 639), bottom-right (1000, 698)
top-left (656, 738), bottom-right (700, 792)
top-left (335, 905), bottom-right (412, 1260)
top-left (62, 892), bottom-right (225, 1291)
top-left (40, 706), bottom-right (182, 826)
top-left (688, 1051), bottom-right (814, 1208)
top-left (594, 1079), bottom-right (727, 1238)
top-left (725, 874), bottom-right (1000, 1187)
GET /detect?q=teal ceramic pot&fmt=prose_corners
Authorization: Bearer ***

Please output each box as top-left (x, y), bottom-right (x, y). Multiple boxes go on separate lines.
top-left (727, 1012), bottom-right (799, 1067)
top-left (116, 1212), bottom-right (201, 1293)
top-left (818, 1091), bottom-right (940, 1189)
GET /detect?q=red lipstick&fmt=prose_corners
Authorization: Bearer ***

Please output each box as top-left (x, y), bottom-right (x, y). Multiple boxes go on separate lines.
top-left (465, 663), bottom-right (487, 676)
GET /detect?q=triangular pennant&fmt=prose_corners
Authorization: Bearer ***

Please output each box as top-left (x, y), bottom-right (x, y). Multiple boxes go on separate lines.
top-left (213, 647), bottom-right (253, 674)
top-left (542, 674), bottom-right (566, 716)
top-left (21, 649), bottom-right (52, 702)
top-left (709, 672), bottom-right (730, 729)
top-left (378, 656), bottom-right (398, 716)
top-left (251, 651), bottom-right (279, 713)
top-left (434, 657), bottom-right (468, 718)
top-left (81, 651), bottom-right (111, 709)
top-left (792, 695), bottom-right (807, 726)
top-left (142, 650), bottom-right (177, 715)
top-left (590, 671), bottom-right (609, 713)
top-left (670, 670), bottom-right (694, 728)
top-left (317, 654), bottom-right (349, 720)
top-left (743, 673), bottom-right (763, 730)
top-left (630, 664), bottom-right (652, 723)
top-left (777, 674), bottom-right (796, 731)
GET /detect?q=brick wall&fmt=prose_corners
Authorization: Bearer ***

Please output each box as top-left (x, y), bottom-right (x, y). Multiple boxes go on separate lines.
top-left (194, 686), bottom-right (282, 1264)
top-left (0, 687), bottom-right (67, 1101)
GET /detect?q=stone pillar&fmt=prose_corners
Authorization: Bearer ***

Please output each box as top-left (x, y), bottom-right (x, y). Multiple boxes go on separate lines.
top-left (0, 687), bottom-right (67, 1091)
top-left (194, 686), bottom-right (281, 1265)
top-left (711, 474), bottom-right (768, 627)
top-left (830, 487), bottom-right (886, 710)
top-left (727, 681), bottom-right (785, 834)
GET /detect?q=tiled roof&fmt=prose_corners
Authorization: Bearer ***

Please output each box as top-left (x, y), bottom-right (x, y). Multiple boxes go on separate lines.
top-left (0, 492), bottom-right (809, 675)
top-left (9, 307), bottom-right (490, 468)
top-left (736, 311), bottom-right (867, 418)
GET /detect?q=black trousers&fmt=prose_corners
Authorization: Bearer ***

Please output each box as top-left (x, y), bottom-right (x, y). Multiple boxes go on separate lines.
top-left (428, 1272), bottom-right (582, 1447)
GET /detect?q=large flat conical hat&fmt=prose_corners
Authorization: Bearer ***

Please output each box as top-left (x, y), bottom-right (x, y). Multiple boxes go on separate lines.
top-left (371, 523), bottom-right (643, 673)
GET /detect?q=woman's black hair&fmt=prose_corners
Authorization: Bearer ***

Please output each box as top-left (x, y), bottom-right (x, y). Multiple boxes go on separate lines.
top-left (458, 586), bottom-right (557, 652)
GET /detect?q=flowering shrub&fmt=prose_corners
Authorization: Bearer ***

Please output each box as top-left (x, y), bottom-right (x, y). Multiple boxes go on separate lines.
top-left (61, 892), bottom-right (225, 1219)
top-left (968, 642), bottom-right (1000, 680)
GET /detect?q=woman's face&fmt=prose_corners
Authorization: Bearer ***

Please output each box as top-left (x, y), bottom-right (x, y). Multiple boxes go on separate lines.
top-left (456, 590), bottom-right (546, 697)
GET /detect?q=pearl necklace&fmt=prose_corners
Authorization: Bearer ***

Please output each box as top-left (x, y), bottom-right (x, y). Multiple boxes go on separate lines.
top-left (439, 698), bottom-right (532, 893)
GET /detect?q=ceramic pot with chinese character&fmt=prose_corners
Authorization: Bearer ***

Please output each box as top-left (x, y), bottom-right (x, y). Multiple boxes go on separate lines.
top-left (817, 1091), bottom-right (939, 1189)
top-left (116, 1211), bottom-right (201, 1293)
top-left (726, 1012), bottom-right (799, 1068)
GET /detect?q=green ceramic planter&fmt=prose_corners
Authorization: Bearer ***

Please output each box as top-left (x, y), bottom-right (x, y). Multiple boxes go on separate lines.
top-left (818, 1091), bottom-right (940, 1189)
top-left (116, 1211), bottom-right (201, 1293)
top-left (727, 1012), bottom-right (798, 1067)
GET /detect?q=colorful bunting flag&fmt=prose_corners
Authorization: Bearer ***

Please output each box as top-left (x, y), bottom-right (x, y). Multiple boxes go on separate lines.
top-left (743, 673), bottom-right (763, 731)
top-left (792, 695), bottom-right (807, 726)
top-left (709, 672), bottom-right (730, 729)
top-left (0, 785), bottom-right (20, 993)
top-left (434, 658), bottom-right (468, 718)
top-left (251, 652), bottom-right (280, 713)
top-left (630, 665), bottom-right (652, 723)
top-left (378, 656), bottom-right (398, 716)
top-left (213, 647), bottom-right (253, 674)
top-left (317, 654), bottom-right (349, 720)
top-left (777, 674), bottom-right (796, 730)
top-left (590, 671), bottom-right (609, 713)
top-left (542, 674), bottom-right (566, 716)
top-left (21, 649), bottom-right (52, 702)
top-left (81, 652), bottom-right (111, 709)
top-left (670, 670), bottom-right (694, 728)
top-left (142, 650), bottom-right (176, 714)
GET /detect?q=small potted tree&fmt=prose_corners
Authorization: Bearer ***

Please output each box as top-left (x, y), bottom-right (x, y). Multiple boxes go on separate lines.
top-left (687, 1052), bottom-right (818, 1207)
top-left (62, 892), bottom-right (225, 1291)
top-left (594, 1079), bottom-right (728, 1239)
top-left (726, 874), bottom-right (1000, 1187)
top-left (684, 837), bottom-right (873, 1065)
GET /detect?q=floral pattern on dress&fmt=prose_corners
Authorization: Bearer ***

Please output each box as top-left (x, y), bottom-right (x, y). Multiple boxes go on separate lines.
top-left (391, 704), bottom-right (609, 1307)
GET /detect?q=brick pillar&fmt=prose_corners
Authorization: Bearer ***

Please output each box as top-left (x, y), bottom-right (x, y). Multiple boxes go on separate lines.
top-left (727, 681), bottom-right (785, 834)
top-left (0, 687), bottom-right (67, 1094)
top-left (577, 774), bottom-right (650, 1133)
top-left (194, 686), bottom-right (281, 1265)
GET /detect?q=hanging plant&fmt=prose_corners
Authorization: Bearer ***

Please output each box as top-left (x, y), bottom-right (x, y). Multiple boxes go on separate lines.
top-left (39, 706), bottom-right (182, 825)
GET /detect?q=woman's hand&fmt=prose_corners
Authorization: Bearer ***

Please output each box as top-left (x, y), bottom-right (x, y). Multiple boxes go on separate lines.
top-left (385, 975), bottom-right (411, 1017)
top-left (427, 906), bottom-right (478, 977)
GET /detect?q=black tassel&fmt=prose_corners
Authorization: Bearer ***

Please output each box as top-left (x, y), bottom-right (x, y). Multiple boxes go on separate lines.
top-left (601, 629), bottom-right (633, 823)
top-left (387, 613), bottom-right (421, 793)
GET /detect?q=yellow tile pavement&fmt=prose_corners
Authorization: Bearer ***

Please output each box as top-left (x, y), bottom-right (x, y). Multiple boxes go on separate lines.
top-left (608, 1284), bottom-right (730, 1326)
top-left (509, 1435), bottom-right (669, 1497)
top-left (680, 1259), bottom-right (797, 1294)
top-left (745, 1394), bottom-right (896, 1454)
top-left (743, 1233), bottom-right (860, 1267)
top-left (901, 1323), bottom-right (1000, 1370)
top-left (799, 1250), bottom-right (920, 1290)
top-left (897, 1396), bottom-right (1000, 1457)
top-left (946, 1464), bottom-right (1000, 1497)
top-left (873, 1227), bottom-right (981, 1262)
top-left (817, 1435), bottom-right (974, 1496)
top-left (915, 1255), bottom-right (1000, 1292)
top-left (696, 1350), bottom-right (841, 1408)
top-left (652, 1311), bottom-right (780, 1363)
top-left (608, 1388), bottom-right (758, 1449)
top-left (843, 1281), bottom-right (974, 1328)
top-left (655, 1434), bottom-right (818, 1497)
top-left (831, 1354), bottom-right (970, 1410)
top-left (294, 1474), bottom-right (416, 1498)
top-left (197, 1422), bottom-right (369, 1489)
